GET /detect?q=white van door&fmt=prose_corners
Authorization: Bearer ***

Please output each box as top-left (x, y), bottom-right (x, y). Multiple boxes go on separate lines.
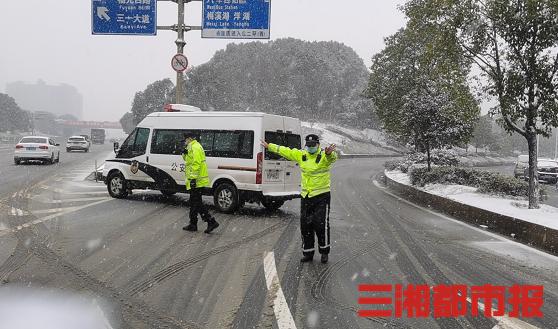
top-left (283, 118), bottom-right (302, 194)
top-left (116, 127), bottom-right (151, 182)
top-left (263, 126), bottom-right (286, 195)
top-left (148, 129), bottom-right (186, 186)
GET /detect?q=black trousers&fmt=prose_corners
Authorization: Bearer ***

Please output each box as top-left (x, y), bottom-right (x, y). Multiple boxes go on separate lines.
top-left (300, 192), bottom-right (331, 256)
top-left (189, 188), bottom-right (212, 224)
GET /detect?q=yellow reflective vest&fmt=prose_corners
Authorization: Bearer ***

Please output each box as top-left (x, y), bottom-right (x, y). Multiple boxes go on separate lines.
top-left (268, 143), bottom-right (337, 198)
top-left (182, 140), bottom-right (210, 190)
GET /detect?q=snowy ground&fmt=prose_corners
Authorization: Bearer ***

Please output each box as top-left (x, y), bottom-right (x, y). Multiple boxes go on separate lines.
top-left (458, 155), bottom-right (516, 167)
top-left (301, 122), bottom-right (403, 155)
top-left (386, 170), bottom-right (558, 231)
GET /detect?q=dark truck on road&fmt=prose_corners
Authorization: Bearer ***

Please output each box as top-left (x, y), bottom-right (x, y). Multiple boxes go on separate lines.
top-left (90, 128), bottom-right (105, 144)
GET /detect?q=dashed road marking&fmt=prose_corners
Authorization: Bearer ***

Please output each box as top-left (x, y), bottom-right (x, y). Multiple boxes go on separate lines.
top-left (0, 199), bottom-right (111, 236)
top-left (10, 207), bottom-right (27, 217)
top-left (31, 206), bottom-right (80, 215)
top-left (465, 297), bottom-right (539, 329)
top-left (263, 251), bottom-right (297, 329)
top-left (39, 197), bottom-right (110, 204)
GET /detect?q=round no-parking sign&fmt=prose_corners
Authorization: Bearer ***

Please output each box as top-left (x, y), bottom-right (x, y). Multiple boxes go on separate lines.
top-left (171, 54), bottom-right (188, 72)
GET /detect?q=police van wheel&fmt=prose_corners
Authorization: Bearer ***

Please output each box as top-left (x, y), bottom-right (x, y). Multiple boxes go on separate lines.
top-left (261, 198), bottom-right (285, 211)
top-left (214, 183), bottom-right (239, 213)
top-left (107, 172), bottom-right (128, 198)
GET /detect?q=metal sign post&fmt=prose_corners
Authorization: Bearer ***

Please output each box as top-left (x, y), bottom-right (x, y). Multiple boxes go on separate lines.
top-left (157, 0), bottom-right (202, 104)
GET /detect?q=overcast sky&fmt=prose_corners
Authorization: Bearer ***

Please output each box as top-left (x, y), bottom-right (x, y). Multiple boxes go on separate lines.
top-left (0, 0), bottom-right (407, 122)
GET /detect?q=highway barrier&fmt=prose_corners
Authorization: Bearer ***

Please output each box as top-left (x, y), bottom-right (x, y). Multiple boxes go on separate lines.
top-left (384, 173), bottom-right (558, 255)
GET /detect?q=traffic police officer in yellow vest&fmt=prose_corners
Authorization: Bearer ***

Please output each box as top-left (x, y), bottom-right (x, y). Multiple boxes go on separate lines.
top-left (182, 132), bottom-right (219, 234)
top-left (262, 134), bottom-right (337, 263)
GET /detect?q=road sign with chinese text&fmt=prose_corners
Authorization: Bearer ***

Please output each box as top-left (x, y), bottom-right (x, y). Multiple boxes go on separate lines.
top-left (92, 0), bottom-right (157, 35)
top-left (202, 0), bottom-right (270, 39)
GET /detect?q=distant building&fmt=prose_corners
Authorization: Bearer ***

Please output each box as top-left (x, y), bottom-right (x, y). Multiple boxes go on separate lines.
top-left (6, 80), bottom-right (83, 119)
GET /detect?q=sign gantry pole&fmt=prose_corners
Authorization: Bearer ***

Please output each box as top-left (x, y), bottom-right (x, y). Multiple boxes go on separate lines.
top-left (175, 0), bottom-right (185, 104)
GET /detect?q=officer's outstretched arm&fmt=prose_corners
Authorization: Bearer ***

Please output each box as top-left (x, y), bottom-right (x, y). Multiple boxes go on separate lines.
top-left (266, 143), bottom-right (302, 163)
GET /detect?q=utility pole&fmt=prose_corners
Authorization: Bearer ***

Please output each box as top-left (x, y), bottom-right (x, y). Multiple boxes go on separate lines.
top-left (157, 0), bottom-right (202, 104)
top-left (554, 127), bottom-right (557, 160)
top-left (175, 0), bottom-right (186, 104)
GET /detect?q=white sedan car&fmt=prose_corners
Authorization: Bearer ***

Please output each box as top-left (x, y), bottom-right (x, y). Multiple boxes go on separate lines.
top-left (66, 135), bottom-right (90, 152)
top-left (14, 136), bottom-right (60, 165)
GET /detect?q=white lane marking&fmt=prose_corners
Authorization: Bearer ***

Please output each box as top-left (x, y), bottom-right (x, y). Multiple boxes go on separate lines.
top-left (10, 207), bottom-right (27, 216)
top-left (31, 206), bottom-right (80, 215)
top-left (372, 180), bottom-right (558, 263)
top-left (40, 197), bottom-right (109, 203)
top-left (263, 252), bottom-right (297, 329)
top-left (93, 299), bottom-right (114, 329)
top-left (465, 297), bottom-right (539, 329)
top-left (38, 186), bottom-right (107, 195)
top-left (2, 199), bottom-right (111, 234)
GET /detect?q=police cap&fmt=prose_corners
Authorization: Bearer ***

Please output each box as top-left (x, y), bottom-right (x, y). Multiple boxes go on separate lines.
top-left (305, 134), bottom-right (320, 146)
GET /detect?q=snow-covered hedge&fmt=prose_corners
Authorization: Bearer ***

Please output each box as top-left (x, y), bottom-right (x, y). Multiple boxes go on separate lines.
top-left (385, 150), bottom-right (459, 173)
top-left (410, 167), bottom-right (546, 199)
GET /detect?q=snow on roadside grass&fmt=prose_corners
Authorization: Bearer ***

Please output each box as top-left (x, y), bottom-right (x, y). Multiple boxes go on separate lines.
top-left (385, 170), bottom-right (558, 231)
top-left (385, 170), bottom-right (411, 185)
top-left (301, 122), bottom-right (345, 146)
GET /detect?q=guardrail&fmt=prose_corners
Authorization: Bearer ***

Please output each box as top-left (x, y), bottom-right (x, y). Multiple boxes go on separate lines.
top-left (384, 172), bottom-right (558, 255)
top-left (339, 153), bottom-right (404, 159)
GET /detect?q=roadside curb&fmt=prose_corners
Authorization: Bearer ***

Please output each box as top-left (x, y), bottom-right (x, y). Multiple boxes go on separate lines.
top-left (383, 173), bottom-right (558, 256)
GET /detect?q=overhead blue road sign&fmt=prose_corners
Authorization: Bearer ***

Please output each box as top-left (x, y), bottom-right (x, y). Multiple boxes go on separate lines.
top-left (92, 0), bottom-right (157, 35)
top-left (202, 0), bottom-right (270, 39)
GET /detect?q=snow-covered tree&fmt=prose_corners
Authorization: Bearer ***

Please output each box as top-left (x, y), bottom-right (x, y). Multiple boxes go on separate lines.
top-left (404, 0), bottom-right (558, 208)
top-left (0, 93), bottom-right (30, 132)
top-left (471, 114), bottom-right (496, 153)
top-left (130, 79), bottom-right (174, 125)
top-left (367, 27), bottom-right (479, 170)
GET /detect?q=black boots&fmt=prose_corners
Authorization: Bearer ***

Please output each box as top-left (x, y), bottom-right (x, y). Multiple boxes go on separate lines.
top-left (300, 254), bottom-right (313, 262)
top-left (183, 223), bottom-right (198, 232)
top-left (204, 218), bottom-right (219, 234)
top-left (300, 254), bottom-right (329, 263)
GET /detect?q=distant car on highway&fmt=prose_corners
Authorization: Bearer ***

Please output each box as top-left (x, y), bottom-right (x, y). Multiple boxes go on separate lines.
top-left (66, 135), bottom-right (90, 152)
top-left (514, 154), bottom-right (529, 179)
top-left (521, 158), bottom-right (558, 184)
top-left (538, 159), bottom-right (558, 184)
top-left (14, 136), bottom-right (60, 165)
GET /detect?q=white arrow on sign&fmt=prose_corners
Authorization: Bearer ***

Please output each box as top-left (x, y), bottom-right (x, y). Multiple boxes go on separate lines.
top-left (97, 7), bottom-right (110, 21)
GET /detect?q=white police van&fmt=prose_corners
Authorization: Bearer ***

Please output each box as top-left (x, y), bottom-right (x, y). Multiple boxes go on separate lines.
top-left (102, 104), bottom-right (302, 212)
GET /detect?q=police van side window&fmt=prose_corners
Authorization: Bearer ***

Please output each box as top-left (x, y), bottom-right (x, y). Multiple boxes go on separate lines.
top-left (209, 131), bottom-right (253, 159)
top-left (264, 132), bottom-right (301, 160)
top-left (149, 129), bottom-right (252, 159)
top-left (265, 132), bottom-right (283, 160)
top-left (151, 130), bottom-right (183, 155)
top-left (285, 133), bottom-right (301, 149)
